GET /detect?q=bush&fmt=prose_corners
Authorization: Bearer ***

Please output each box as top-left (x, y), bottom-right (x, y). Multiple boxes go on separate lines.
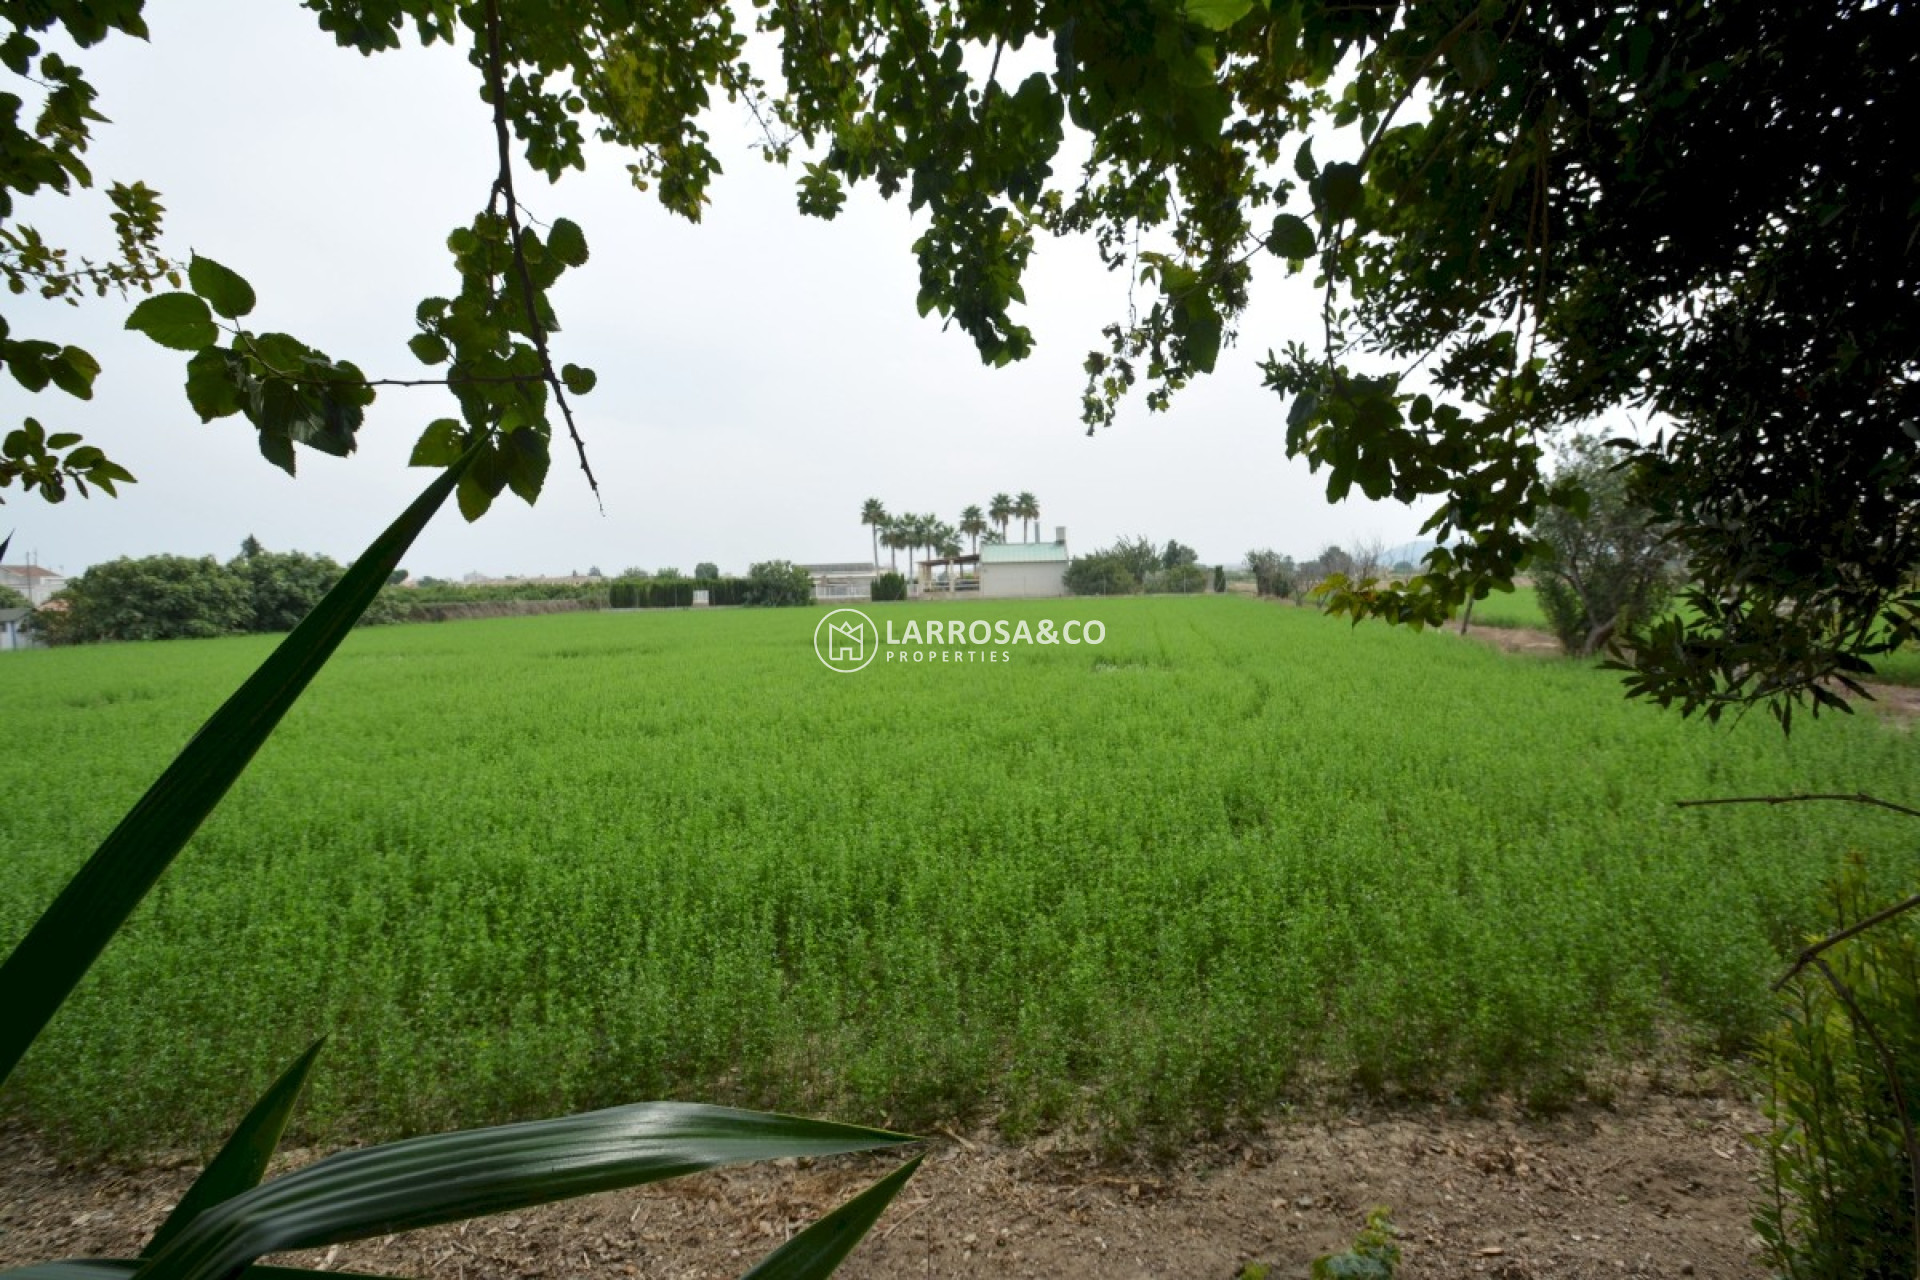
top-left (38, 555), bottom-right (251, 644)
top-left (1214, 565), bottom-right (1226, 593)
top-left (1064, 553), bottom-right (1138, 596)
top-left (871, 571), bottom-right (908, 602)
top-left (1149, 563), bottom-right (1209, 594)
top-left (743, 560), bottom-right (815, 606)
top-left (1758, 856), bottom-right (1920, 1279)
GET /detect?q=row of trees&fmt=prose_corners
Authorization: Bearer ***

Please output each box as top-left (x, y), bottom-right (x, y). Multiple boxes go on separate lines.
top-left (36, 538), bottom-right (400, 644)
top-left (1065, 537), bottom-right (1213, 596)
top-left (857, 492), bottom-right (1044, 572)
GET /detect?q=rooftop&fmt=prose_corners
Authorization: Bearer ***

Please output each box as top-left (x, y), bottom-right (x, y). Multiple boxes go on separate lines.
top-left (981, 541), bottom-right (1068, 564)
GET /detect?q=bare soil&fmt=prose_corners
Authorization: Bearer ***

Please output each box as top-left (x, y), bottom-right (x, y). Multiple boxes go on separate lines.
top-left (1, 1075), bottom-right (1768, 1279)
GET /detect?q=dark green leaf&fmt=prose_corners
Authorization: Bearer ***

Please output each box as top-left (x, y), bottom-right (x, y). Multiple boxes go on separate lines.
top-left (0, 449), bottom-right (476, 1085)
top-left (1287, 390), bottom-right (1319, 431)
top-left (137, 1104), bottom-right (917, 1280)
top-left (742, 1156), bottom-right (923, 1279)
top-left (504, 427), bottom-right (550, 505)
top-left (0, 1261), bottom-right (376, 1280)
top-left (185, 350), bottom-right (243, 421)
top-left (47, 347), bottom-right (100, 400)
top-left (1318, 163), bottom-right (1363, 222)
top-left (1293, 138), bottom-right (1316, 183)
top-left (187, 255), bottom-right (257, 320)
top-left (560, 363), bottom-right (596, 395)
top-left (144, 1041), bottom-right (327, 1258)
top-left (547, 218), bottom-right (589, 267)
top-left (1267, 213), bottom-right (1315, 259)
top-left (408, 334), bottom-right (449, 366)
top-left (257, 430), bottom-right (297, 477)
top-left (126, 294), bottom-right (218, 352)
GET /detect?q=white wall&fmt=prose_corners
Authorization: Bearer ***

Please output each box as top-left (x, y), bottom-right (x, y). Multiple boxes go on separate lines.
top-left (979, 562), bottom-right (1067, 598)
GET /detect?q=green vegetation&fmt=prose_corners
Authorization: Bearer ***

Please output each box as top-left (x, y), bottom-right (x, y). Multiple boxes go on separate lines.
top-left (4, 597), bottom-right (1910, 1155)
top-left (1759, 856), bottom-right (1920, 1278)
top-left (1467, 586), bottom-right (1549, 632)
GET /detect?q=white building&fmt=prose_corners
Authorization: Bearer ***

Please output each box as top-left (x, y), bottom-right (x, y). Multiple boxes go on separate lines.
top-left (0, 564), bottom-right (65, 606)
top-left (802, 562), bottom-right (881, 600)
top-left (978, 527), bottom-right (1069, 598)
top-left (0, 607), bottom-right (38, 651)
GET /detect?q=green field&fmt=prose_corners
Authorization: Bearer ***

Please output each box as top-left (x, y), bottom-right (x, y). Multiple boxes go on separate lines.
top-left (2, 597), bottom-right (1913, 1155)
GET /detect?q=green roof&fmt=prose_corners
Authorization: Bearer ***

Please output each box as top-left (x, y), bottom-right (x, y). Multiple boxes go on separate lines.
top-left (980, 541), bottom-right (1068, 564)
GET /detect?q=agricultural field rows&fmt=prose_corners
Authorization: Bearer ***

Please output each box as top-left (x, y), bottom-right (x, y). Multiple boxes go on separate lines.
top-left (1, 597), bottom-right (1912, 1155)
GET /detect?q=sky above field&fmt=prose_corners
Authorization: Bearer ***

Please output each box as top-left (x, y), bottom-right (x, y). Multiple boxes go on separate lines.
top-left (1, 3), bottom-right (1428, 580)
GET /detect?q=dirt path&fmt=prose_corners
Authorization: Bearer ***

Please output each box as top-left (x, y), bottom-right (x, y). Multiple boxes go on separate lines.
top-left (0, 1080), bottom-right (1768, 1279)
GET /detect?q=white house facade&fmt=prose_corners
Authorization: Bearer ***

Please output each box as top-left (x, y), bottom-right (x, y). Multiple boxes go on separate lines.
top-left (978, 528), bottom-right (1069, 598)
top-left (0, 564), bottom-right (65, 606)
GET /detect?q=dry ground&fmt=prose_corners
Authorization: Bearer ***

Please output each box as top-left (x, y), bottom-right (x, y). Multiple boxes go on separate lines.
top-left (1, 1074), bottom-right (1769, 1280)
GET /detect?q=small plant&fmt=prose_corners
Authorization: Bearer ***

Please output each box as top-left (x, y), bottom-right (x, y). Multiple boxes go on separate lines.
top-left (1311, 1207), bottom-right (1399, 1280)
top-left (1757, 855), bottom-right (1920, 1278)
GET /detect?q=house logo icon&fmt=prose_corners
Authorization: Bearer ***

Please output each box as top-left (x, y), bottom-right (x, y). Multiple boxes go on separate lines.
top-left (813, 608), bottom-right (880, 673)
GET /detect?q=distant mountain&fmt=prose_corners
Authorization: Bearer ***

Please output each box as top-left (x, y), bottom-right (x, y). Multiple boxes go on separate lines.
top-left (1382, 539), bottom-right (1437, 567)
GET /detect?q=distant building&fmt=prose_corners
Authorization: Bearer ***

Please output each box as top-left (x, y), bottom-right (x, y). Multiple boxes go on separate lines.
top-left (0, 607), bottom-right (39, 651)
top-left (979, 527), bottom-right (1069, 598)
top-left (802, 562), bottom-right (880, 601)
top-left (0, 564), bottom-right (65, 606)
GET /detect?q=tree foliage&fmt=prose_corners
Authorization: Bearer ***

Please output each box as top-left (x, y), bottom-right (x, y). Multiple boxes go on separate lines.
top-left (742, 559), bottom-right (815, 607)
top-left (39, 554), bottom-right (250, 643)
top-left (1533, 437), bottom-right (1672, 658)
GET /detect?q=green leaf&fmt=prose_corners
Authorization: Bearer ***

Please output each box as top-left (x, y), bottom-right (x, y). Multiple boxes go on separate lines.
top-left (185, 350), bottom-right (243, 421)
top-left (0, 448), bottom-right (477, 1085)
top-left (1317, 163), bottom-right (1363, 222)
top-left (1293, 137), bottom-right (1316, 183)
top-left (126, 294), bottom-right (218, 351)
top-left (503, 427), bottom-right (550, 505)
top-left (560, 363), bottom-right (596, 395)
top-left (1287, 390), bottom-right (1319, 431)
top-left (1182, 0), bottom-right (1253, 30)
top-left (258, 424), bottom-right (297, 476)
top-left (144, 1041), bottom-right (327, 1258)
top-left (741, 1156), bottom-right (923, 1279)
top-left (47, 347), bottom-right (100, 400)
top-left (1267, 213), bottom-right (1315, 259)
top-left (187, 255), bottom-right (257, 320)
top-left (0, 1262), bottom-right (373, 1280)
top-left (408, 333), bottom-right (450, 366)
top-left (409, 418), bottom-right (466, 467)
top-left (136, 1104), bottom-right (916, 1280)
top-left (547, 218), bottom-right (589, 267)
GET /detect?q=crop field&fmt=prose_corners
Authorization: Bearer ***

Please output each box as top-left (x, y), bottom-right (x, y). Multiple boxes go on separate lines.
top-left (1, 597), bottom-right (1914, 1156)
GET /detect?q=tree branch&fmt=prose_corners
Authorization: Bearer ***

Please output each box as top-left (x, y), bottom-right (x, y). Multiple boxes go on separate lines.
top-left (1675, 792), bottom-right (1920, 822)
top-left (482, 0), bottom-right (600, 509)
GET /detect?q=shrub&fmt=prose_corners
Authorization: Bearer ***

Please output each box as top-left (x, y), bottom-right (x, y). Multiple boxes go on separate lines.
top-left (871, 571), bottom-right (908, 602)
top-left (1757, 856), bottom-right (1920, 1279)
top-left (1214, 565), bottom-right (1226, 593)
top-left (743, 560), bottom-right (815, 606)
top-left (1150, 563), bottom-right (1209, 594)
top-left (1064, 553), bottom-right (1138, 596)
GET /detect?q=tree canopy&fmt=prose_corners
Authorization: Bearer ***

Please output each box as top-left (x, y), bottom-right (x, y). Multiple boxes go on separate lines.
top-left (3, 0), bottom-right (1912, 723)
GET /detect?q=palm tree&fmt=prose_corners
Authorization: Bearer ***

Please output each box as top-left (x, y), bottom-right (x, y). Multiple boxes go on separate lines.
top-left (860, 498), bottom-right (888, 569)
top-left (1014, 491), bottom-right (1039, 542)
top-left (959, 504), bottom-right (988, 554)
top-left (989, 492), bottom-right (1013, 542)
top-left (936, 529), bottom-right (962, 591)
top-left (880, 519), bottom-right (904, 572)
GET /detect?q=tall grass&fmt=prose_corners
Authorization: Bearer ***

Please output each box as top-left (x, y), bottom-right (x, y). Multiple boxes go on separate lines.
top-left (2, 597), bottom-right (1912, 1153)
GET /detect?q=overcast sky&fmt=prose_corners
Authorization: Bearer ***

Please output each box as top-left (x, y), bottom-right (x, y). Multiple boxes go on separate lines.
top-left (1, 3), bottom-right (1426, 580)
